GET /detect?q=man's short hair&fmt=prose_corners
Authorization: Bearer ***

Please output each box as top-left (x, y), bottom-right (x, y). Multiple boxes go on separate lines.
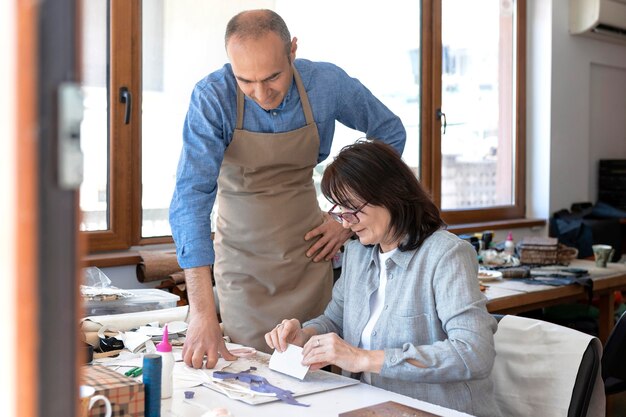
top-left (225, 9), bottom-right (292, 58)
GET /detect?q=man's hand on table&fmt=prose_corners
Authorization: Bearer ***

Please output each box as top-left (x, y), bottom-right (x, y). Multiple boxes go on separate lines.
top-left (182, 316), bottom-right (236, 369)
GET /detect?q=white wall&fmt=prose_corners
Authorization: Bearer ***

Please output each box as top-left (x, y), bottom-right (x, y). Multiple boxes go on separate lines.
top-left (549, 0), bottom-right (626, 213)
top-left (97, 243), bottom-right (176, 289)
top-left (0, 0), bottom-right (17, 415)
top-left (589, 64), bottom-right (626, 200)
top-left (100, 265), bottom-right (163, 289)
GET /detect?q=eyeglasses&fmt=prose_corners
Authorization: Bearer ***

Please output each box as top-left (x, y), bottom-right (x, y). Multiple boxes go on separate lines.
top-left (328, 202), bottom-right (368, 225)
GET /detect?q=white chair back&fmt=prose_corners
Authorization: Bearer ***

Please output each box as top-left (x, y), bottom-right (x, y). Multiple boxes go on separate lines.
top-left (491, 315), bottom-right (604, 417)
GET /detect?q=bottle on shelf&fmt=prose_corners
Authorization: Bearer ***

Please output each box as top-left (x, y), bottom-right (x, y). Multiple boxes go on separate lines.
top-left (504, 231), bottom-right (515, 256)
top-left (156, 324), bottom-right (174, 399)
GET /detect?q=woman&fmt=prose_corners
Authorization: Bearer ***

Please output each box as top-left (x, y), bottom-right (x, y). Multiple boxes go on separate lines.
top-left (265, 140), bottom-right (501, 417)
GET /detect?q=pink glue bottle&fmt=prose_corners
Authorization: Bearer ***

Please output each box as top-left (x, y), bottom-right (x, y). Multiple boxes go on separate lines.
top-left (504, 231), bottom-right (515, 256)
top-left (156, 324), bottom-right (174, 399)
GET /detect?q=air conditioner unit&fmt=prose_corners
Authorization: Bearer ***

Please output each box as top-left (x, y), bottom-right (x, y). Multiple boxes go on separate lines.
top-left (570, 0), bottom-right (626, 46)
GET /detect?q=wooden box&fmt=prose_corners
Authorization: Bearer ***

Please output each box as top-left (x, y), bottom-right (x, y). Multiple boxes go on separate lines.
top-left (82, 365), bottom-right (145, 417)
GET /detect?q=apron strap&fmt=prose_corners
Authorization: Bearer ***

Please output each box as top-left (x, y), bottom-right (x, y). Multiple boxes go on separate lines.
top-left (292, 66), bottom-right (315, 126)
top-left (236, 85), bottom-right (245, 130)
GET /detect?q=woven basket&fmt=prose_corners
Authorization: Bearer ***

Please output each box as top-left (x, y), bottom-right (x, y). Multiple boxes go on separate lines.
top-left (518, 237), bottom-right (579, 266)
top-left (518, 237), bottom-right (558, 265)
top-left (556, 244), bottom-right (579, 265)
top-left (519, 245), bottom-right (558, 265)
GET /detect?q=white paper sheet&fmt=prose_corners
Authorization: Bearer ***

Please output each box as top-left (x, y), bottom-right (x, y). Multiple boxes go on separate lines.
top-left (174, 360), bottom-right (234, 389)
top-left (268, 344), bottom-right (310, 380)
top-left (122, 332), bottom-right (151, 353)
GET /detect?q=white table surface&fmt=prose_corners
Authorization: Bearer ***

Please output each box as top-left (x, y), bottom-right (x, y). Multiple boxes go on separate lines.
top-left (93, 343), bottom-right (473, 417)
top-left (160, 377), bottom-right (473, 417)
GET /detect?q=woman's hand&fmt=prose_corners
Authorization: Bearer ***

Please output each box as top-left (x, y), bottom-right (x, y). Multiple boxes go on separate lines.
top-left (302, 333), bottom-right (384, 373)
top-left (264, 318), bottom-right (309, 352)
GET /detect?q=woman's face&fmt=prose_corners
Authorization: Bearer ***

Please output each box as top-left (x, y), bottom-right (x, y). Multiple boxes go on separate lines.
top-left (339, 201), bottom-right (399, 252)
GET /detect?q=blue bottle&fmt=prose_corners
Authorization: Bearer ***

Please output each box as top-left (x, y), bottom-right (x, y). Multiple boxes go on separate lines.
top-left (143, 353), bottom-right (162, 417)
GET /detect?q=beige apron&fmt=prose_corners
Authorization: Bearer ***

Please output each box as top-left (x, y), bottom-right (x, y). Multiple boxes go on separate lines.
top-left (214, 67), bottom-right (333, 352)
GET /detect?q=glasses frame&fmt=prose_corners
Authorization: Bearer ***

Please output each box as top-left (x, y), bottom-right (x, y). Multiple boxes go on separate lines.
top-left (328, 202), bottom-right (368, 225)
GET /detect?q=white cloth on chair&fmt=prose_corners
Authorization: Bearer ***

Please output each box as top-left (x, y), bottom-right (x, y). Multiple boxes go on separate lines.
top-left (491, 315), bottom-right (605, 417)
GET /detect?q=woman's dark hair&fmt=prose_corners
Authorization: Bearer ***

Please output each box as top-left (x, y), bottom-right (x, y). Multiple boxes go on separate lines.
top-left (321, 140), bottom-right (445, 251)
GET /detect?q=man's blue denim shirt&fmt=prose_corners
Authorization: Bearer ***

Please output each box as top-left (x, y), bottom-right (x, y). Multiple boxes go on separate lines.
top-left (169, 58), bottom-right (406, 269)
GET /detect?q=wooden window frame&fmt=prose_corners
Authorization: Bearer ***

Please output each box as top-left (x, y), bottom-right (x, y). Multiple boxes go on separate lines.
top-left (85, 0), bottom-right (165, 252)
top-left (422, 0), bottom-right (527, 226)
top-left (86, 0), bottom-right (528, 255)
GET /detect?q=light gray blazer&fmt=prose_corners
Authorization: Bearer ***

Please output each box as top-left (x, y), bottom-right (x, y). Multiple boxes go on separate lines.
top-left (304, 230), bottom-right (502, 417)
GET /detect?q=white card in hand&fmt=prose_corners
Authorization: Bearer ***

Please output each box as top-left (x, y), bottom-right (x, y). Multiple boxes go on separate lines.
top-left (268, 344), bottom-right (310, 380)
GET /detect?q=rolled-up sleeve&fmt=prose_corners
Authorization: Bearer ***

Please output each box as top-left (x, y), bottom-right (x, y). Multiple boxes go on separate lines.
top-left (169, 83), bottom-right (228, 268)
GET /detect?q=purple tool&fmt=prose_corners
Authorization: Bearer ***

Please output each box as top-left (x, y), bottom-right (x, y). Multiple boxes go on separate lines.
top-left (212, 367), bottom-right (309, 407)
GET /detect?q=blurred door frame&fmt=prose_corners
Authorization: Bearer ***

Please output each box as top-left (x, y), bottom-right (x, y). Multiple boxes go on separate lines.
top-left (16, 0), bottom-right (82, 416)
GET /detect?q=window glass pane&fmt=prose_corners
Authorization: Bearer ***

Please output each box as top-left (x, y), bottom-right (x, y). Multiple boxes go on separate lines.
top-left (441, 0), bottom-right (516, 210)
top-left (140, 0), bottom-right (420, 237)
top-left (141, 0), bottom-right (174, 237)
top-left (79, 0), bottom-right (109, 231)
top-left (278, 1), bottom-right (421, 209)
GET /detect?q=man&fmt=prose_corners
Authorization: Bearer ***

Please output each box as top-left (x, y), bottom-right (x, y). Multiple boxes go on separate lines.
top-left (169, 9), bottom-right (405, 369)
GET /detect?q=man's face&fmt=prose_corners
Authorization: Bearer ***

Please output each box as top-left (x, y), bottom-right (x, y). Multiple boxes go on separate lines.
top-left (227, 32), bottom-right (296, 111)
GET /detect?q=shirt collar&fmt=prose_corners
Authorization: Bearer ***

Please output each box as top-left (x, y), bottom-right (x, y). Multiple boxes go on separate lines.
top-left (367, 240), bottom-right (414, 271)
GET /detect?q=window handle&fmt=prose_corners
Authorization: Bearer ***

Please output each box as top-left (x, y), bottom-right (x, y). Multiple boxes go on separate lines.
top-left (119, 87), bottom-right (132, 125)
top-left (436, 108), bottom-right (447, 134)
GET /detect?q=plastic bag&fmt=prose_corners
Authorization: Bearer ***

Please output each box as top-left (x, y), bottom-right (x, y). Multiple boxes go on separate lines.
top-left (81, 267), bottom-right (133, 301)
top-left (83, 266), bottom-right (113, 288)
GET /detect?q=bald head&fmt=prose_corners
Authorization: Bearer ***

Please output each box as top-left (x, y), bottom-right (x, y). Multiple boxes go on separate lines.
top-left (225, 9), bottom-right (292, 58)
